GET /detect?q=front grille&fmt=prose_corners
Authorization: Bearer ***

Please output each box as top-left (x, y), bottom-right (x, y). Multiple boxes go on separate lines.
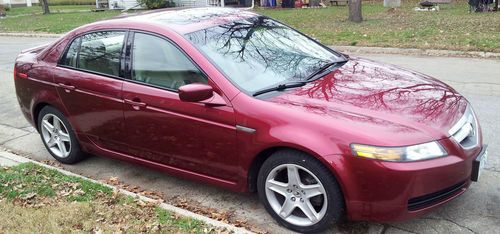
top-left (408, 181), bottom-right (466, 211)
top-left (449, 106), bottom-right (478, 149)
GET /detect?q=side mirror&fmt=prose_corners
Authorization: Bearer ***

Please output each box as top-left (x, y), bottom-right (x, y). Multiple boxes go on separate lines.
top-left (178, 84), bottom-right (226, 106)
top-left (179, 83), bottom-right (214, 102)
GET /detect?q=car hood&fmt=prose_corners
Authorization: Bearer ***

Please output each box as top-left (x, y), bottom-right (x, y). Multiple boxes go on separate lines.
top-left (265, 57), bottom-right (468, 145)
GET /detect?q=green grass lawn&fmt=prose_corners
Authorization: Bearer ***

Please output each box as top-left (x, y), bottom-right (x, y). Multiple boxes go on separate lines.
top-left (0, 6), bottom-right (124, 33)
top-left (256, 0), bottom-right (500, 52)
top-left (0, 163), bottom-right (216, 233)
top-left (4, 5), bottom-right (94, 16)
top-left (1, 2), bottom-right (499, 52)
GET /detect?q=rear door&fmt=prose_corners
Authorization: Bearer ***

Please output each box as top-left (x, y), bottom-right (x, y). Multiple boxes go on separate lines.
top-left (121, 32), bottom-right (239, 182)
top-left (53, 30), bottom-right (127, 153)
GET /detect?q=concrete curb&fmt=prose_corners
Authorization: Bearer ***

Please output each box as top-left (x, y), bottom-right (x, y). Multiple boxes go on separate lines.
top-left (1, 32), bottom-right (498, 59)
top-left (0, 150), bottom-right (253, 234)
top-left (332, 46), bottom-right (500, 60)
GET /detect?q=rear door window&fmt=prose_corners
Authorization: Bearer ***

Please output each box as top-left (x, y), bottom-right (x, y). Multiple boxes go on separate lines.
top-left (60, 31), bottom-right (126, 77)
top-left (78, 31), bottom-right (125, 77)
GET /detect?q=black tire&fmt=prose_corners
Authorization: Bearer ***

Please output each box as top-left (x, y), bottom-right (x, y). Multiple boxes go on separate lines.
top-left (37, 106), bottom-right (87, 164)
top-left (257, 149), bottom-right (344, 233)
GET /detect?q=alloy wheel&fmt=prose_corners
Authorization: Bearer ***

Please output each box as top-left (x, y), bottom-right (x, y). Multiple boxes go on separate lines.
top-left (40, 113), bottom-right (71, 158)
top-left (264, 164), bottom-right (328, 227)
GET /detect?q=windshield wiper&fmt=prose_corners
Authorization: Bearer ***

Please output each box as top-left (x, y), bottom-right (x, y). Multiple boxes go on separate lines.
top-left (252, 60), bottom-right (348, 97)
top-left (306, 60), bottom-right (347, 81)
top-left (252, 81), bottom-right (307, 97)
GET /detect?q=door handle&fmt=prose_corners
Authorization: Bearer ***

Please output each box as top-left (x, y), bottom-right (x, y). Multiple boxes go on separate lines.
top-left (58, 83), bottom-right (75, 92)
top-left (124, 98), bottom-right (147, 110)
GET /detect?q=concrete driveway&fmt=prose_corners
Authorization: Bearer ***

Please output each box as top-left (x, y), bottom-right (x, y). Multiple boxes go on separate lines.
top-left (0, 36), bottom-right (499, 233)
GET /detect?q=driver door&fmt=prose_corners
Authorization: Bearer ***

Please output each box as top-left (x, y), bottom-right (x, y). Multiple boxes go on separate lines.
top-left (122, 32), bottom-right (239, 182)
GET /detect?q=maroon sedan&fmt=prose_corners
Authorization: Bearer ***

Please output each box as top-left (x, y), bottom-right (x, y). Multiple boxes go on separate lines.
top-left (14, 8), bottom-right (487, 233)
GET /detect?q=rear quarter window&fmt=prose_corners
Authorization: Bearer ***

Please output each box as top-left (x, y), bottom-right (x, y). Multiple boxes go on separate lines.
top-left (60, 37), bottom-right (81, 67)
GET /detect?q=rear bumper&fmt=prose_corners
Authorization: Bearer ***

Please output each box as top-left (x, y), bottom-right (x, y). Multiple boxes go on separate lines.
top-left (331, 140), bottom-right (484, 222)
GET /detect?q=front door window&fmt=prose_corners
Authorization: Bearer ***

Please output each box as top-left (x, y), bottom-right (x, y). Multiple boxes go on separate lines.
top-left (131, 33), bottom-right (207, 91)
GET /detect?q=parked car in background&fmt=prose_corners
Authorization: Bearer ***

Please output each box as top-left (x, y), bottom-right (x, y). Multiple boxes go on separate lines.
top-left (14, 8), bottom-right (487, 233)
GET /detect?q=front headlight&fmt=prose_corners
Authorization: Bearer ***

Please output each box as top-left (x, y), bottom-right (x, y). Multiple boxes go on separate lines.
top-left (351, 141), bottom-right (447, 162)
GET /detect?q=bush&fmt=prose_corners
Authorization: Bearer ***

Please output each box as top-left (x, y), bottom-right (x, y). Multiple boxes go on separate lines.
top-left (137, 0), bottom-right (175, 9)
top-left (0, 5), bottom-right (8, 15)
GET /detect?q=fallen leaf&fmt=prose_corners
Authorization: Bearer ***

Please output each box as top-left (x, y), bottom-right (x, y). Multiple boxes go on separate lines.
top-left (22, 192), bottom-right (37, 200)
top-left (109, 176), bottom-right (119, 183)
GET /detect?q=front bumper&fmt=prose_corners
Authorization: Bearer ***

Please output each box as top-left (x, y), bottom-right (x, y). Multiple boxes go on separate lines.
top-left (331, 139), bottom-right (486, 222)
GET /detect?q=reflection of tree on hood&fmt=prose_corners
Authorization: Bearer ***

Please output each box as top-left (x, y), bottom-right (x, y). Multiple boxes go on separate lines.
top-left (296, 60), bottom-right (464, 122)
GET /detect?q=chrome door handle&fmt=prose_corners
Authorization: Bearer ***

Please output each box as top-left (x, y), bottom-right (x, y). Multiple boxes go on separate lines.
top-left (124, 98), bottom-right (147, 110)
top-left (58, 83), bottom-right (75, 92)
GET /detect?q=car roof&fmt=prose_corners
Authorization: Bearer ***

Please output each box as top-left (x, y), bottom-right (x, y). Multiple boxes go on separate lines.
top-left (108, 7), bottom-right (259, 35)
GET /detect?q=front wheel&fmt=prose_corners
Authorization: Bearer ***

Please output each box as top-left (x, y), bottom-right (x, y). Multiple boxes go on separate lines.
top-left (37, 106), bottom-right (86, 164)
top-left (257, 150), bottom-right (344, 233)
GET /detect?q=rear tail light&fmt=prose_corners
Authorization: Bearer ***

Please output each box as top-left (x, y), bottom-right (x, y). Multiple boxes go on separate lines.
top-left (14, 67), bottom-right (28, 80)
top-left (19, 73), bottom-right (28, 79)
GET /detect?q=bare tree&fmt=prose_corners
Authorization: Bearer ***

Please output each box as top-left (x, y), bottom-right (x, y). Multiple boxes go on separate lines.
top-left (348, 0), bottom-right (362, 23)
top-left (40, 0), bottom-right (50, 14)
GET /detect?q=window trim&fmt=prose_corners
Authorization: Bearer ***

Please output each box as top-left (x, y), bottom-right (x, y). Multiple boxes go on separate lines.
top-left (57, 29), bottom-right (129, 80)
top-left (124, 30), bottom-right (210, 94)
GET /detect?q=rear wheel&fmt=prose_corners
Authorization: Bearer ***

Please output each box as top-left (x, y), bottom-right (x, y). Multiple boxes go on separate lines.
top-left (37, 106), bottom-right (86, 164)
top-left (257, 150), bottom-right (344, 233)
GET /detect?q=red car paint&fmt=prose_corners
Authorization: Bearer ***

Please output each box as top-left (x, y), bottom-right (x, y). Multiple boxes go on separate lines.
top-left (14, 8), bottom-right (483, 222)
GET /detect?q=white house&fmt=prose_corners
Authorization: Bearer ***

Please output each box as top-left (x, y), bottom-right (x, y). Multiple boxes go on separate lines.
top-left (0, 0), bottom-right (39, 7)
top-left (0, 0), bottom-right (251, 11)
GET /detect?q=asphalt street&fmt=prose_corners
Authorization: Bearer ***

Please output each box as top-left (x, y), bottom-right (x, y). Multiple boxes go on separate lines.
top-left (0, 36), bottom-right (499, 233)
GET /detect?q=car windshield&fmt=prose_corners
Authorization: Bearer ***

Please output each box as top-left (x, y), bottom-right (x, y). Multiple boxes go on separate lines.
top-left (185, 16), bottom-right (344, 94)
